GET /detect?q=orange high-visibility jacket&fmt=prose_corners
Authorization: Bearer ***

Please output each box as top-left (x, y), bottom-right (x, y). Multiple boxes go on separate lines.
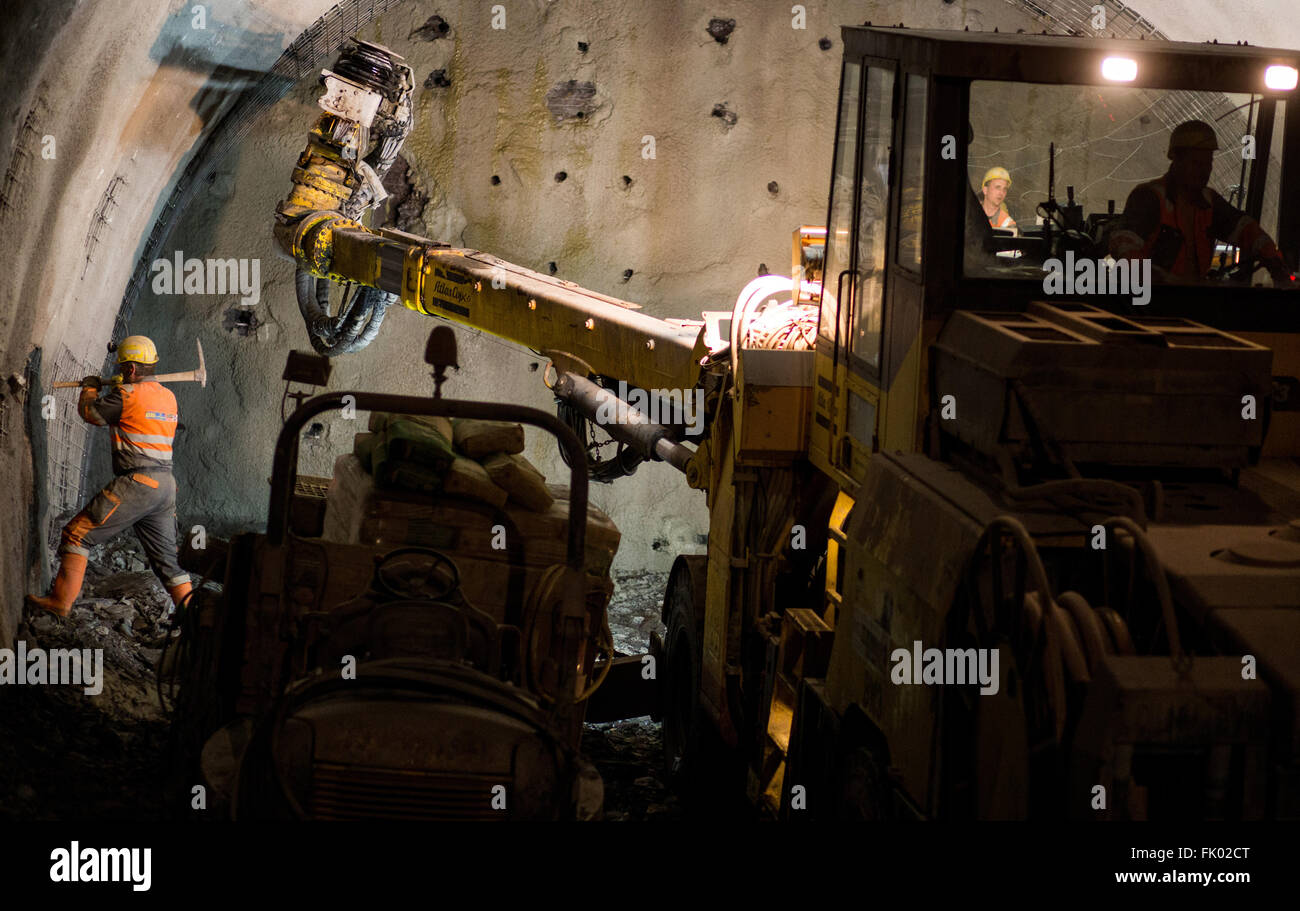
top-left (1111, 173), bottom-right (1278, 279)
top-left (80, 381), bottom-right (179, 474)
top-left (988, 209), bottom-right (1017, 231)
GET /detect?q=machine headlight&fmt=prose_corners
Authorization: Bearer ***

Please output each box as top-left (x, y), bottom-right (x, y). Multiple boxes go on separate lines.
top-left (1265, 65), bottom-right (1299, 91)
top-left (1101, 57), bottom-right (1138, 82)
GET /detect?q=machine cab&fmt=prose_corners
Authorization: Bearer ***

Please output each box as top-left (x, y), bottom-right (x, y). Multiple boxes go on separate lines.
top-left (809, 26), bottom-right (1300, 491)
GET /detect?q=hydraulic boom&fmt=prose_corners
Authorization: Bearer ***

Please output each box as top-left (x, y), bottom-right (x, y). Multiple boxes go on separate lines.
top-left (273, 40), bottom-right (706, 397)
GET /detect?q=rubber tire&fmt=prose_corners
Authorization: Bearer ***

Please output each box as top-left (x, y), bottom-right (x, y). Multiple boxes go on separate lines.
top-left (660, 554), bottom-right (744, 812)
top-left (661, 556), bottom-right (707, 791)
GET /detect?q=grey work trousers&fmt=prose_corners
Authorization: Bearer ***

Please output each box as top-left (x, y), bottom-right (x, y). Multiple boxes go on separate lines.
top-left (60, 470), bottom-right (189, 587)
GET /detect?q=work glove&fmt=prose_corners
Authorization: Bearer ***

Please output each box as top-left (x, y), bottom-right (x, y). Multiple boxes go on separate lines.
top-left (80, 374), bottom-right (103, 391)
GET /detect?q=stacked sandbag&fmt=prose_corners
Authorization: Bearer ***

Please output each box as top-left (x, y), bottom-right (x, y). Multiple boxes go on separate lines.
top-left (453, 419), bottom-right (524, 459)
top-left (454, 419), bottom-right (554, 512)
top-left (482, 453), bottom-right (553, 512)
top-left (352, 412), bottom-right (554, 513)
top-left (442, 456), bottom-right (508, 509)
top-left (365, 413), bottom-right (456, 486)
top-left (322, 456), bottom-right (621, 624)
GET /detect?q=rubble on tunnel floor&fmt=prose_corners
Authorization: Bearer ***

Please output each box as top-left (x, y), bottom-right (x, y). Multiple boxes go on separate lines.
top-left (582, 569), bottom-right (680, 821)
top-left (2, 536), bottom-right (174, 821)
top-left (1, 547), bottom-right (677, 820)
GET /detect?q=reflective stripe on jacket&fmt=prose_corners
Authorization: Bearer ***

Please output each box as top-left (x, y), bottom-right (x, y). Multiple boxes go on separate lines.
top-left (988, 209), bottom-right (1016, 231)
top-left (104, 382), bottom-right (179, 473)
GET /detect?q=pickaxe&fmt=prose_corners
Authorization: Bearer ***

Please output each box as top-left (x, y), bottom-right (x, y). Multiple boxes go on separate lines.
top-left (53, 339), bottom-right (207, 389)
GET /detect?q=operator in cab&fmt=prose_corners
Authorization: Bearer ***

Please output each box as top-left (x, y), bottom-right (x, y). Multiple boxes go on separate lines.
top-left (1109, 119), bottom-right (1293, 284)
top-left (980, 167), bottom-right (1018, 234)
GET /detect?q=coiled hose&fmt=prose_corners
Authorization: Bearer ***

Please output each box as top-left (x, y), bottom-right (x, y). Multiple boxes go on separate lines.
top-left (295, 270), bottom-right (394, 356)
top-left (293, 48), bottom-right (412, 357)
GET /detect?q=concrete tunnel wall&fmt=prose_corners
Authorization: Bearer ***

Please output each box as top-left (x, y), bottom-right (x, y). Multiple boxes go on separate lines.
top-left (3, 0), bottom-right (1299, 650)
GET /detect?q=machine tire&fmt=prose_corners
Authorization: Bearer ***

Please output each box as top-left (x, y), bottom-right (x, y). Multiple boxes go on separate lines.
top-left (660, 554), bottom-right (734, 808)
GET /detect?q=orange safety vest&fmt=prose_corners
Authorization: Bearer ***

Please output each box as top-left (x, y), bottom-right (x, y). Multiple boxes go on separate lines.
top-left (111, 382), bottom-right (178, 471)
top-left (1118, 175), bottom-right (1215, 279)
top-left (988, 209), bottom-right (1016, 231)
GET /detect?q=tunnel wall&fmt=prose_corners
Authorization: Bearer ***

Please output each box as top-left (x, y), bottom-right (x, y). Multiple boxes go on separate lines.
top-left (3, 0), bottom-right (1299, 648)
top-left (0, 0), bottom-right (334, 648)
top-left (125, 0), bottom-right (1038, 585)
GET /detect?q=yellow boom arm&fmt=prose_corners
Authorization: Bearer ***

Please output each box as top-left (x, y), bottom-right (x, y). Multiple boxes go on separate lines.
top-left (273, 43), bottom-right (705, 394)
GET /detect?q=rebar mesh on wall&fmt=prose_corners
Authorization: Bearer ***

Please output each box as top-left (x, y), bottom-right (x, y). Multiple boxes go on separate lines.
top-left (45, 345), bottom-right (99, 550)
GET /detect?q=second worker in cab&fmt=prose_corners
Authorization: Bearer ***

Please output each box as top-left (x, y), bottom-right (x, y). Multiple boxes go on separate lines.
top-left (1110, 119), bottom-right (1292, 284)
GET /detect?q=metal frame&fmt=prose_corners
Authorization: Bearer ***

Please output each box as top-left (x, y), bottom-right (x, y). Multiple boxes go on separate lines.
top-left (842, 27), bottom-right (1300, 94)
top-left (268, 391), bottom-right (588, 570)
top-left (837, 25), bottom-right (1300, 331)
top-left (843, 59), bottom-right (899, 383)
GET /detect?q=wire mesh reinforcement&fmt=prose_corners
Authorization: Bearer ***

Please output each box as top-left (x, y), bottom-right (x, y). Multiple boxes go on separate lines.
top-left (84, 174), bottom-right (127, 280)
top-left (46, 345), bottom-right (100, 550)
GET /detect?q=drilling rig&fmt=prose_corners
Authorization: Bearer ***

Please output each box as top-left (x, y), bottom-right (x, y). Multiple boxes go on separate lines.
top-left (181, 27), bottom-right (1300, 820)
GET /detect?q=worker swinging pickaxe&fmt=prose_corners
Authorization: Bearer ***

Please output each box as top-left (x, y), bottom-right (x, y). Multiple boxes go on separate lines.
top-left (28, 335), bottom-right (201, 620)
top-left (51, 338), bottom-right (207, 389)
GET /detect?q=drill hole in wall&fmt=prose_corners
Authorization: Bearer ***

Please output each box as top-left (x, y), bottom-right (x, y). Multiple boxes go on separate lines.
top-left (222, 308), bottom-right (262, 337)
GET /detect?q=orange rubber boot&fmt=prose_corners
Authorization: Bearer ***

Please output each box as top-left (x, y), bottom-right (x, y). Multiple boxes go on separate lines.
top-left (166, 580), bottom-right (193, 610)
top-left (25, 553), bottom-right (88, 619)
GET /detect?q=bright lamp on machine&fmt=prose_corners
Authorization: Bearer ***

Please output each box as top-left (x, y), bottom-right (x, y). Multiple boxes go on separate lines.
top-left (1101, 56), bottom-right (1138, 82)
top-left (1265, 65), bottom-right (1299, 90)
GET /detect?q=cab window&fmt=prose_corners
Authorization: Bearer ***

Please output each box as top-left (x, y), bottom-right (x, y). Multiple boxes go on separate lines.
top-left (963, 81), bottom-right (1288, 289)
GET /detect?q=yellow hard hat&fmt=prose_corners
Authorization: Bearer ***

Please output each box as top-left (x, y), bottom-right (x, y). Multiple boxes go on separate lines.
top-left (116, 335), bottom-right (159, 365)
top-left (1168, 120), bottom-right (1219, 156)
top-left (982, 166), bottom-right (1012, 188)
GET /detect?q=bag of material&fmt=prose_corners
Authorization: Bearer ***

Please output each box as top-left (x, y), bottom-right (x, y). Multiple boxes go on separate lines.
top-left (442, 456), bottom-right (509, 508)
top-left (482, 452), bottom-right (554, 512)
top-left (380, 459), bottom-right (443, 495)
top-left (353, 432), bottom-right (377, 471)
top-left (368, 412), bottom-right (453, 444)
top-left (453, 419), bottom-right (525, 459)
top-left (385, 417), bottom-right (456, 470)
top-left (403, 413), bottom-right (454, 442)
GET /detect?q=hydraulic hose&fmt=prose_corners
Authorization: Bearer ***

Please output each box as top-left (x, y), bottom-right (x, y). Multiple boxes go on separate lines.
top-left (285, 39), bottom-right (412, 356)
top-left (294, 268), bottom-right (393, 356)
